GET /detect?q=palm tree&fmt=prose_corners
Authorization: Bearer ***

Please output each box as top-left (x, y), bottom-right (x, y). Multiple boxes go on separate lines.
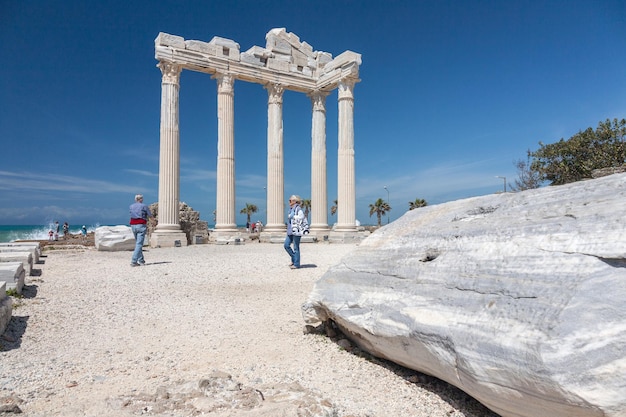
top-left (409, 198), bottom-right (428, 210)
top-left (301, 198), bottom-right (311, 218)
top-left (369, 198), bottom-right (391, 227)
top-left (330, 199), bottom-right (338, 217)
top-left (240, 203), bottom-right (258, 226)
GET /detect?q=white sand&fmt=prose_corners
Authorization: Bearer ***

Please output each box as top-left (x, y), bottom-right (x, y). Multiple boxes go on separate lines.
top-left (1, 243), bottom-right (497, 416)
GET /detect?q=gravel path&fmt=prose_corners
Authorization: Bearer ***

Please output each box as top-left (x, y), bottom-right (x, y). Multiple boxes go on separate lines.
top-left (1, 242), bottom-right (499, 417)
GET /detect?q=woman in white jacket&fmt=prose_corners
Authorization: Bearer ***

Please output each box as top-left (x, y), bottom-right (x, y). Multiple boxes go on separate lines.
top-left (284, 194), bottom-right (305, 269)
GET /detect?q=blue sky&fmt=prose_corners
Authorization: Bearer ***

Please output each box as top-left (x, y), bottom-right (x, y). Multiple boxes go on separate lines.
top-left (1, 0), bottom-right (625, 227)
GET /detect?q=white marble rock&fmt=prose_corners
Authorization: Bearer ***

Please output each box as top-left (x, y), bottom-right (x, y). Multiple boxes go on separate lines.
top-left (94, 225), bottom-right (136, 252)
top-left (303, 173), bottom-right (626, 417)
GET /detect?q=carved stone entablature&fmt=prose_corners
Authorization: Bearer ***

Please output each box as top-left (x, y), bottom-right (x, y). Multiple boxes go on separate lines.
top-left (155, 28), bottom-right (361, 93)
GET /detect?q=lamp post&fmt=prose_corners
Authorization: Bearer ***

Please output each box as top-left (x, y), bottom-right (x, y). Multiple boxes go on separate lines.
top-left (384, 185), bottom-right (390, 224)
top-left (495, 176), bottom-right (506, 193)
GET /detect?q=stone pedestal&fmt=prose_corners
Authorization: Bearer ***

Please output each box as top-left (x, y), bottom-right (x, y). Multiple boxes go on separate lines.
top-left (149, 230), bottom-right (188, 248)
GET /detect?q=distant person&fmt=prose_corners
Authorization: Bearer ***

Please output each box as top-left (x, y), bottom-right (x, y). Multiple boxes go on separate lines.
top-left (129, 194), bottom-right (152, 267)
top-left (255, 220), bottom-right (262, 233)
top-left (284, 194), bottom-right (306, 269)
top-left (48, 230), bottom-right (54, 241)
top-left (81, 225), bottom-right (87, 243)
top-left (54, 221), bottom-right (59, 241)
top-left (62, 222), bottom-right (69, 239)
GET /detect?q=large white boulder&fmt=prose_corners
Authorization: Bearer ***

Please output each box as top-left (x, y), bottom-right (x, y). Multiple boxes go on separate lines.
top-left (95, 226), bottom-right (136, 251)
top-left (303, 173), bottom-right (626, 417)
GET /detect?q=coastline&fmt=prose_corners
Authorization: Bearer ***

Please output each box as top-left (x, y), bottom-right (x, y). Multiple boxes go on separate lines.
top-left (1, 243), bottom-right (498, 417)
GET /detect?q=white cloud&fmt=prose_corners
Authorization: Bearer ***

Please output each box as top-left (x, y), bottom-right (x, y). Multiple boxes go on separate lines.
top-left (0, 170), bottom-right (144, 194)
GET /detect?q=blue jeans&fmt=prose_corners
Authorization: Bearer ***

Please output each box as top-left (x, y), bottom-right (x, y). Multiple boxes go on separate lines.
top-left (284, 234), bottom-right (301, 267)
top-left (131, 224), bottom-right (147, 264)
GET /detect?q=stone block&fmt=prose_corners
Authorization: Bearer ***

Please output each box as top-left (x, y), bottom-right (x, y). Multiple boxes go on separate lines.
top-left (0, 262), bottom-right (25, 294)
top-left (322, 50), bottom-right (362, 73)
top-left (267, 58), bottom-right (290, 72)
top-left (0, 282), bottom-right (12, 336)
top-left (300, 41), bottom-right (314, 57)
top-left (155, 32), bottom-right (185, 49)
top-left (0, 245), bottom-right (39, 264)
top-left (0, 252), bottom-right (33, 276)
top-left (184, 40), bottom-right (220, 56)
top-left (246, 45), bottom-right (272, 58)
top-left (95, 225), bottom-right (136, 251)
top-left (209, 36), bottom-right (240, 60)
top-left (266, 29), bottom-right (292, 55)
top-left (240, 53), bottom-right (264, 67)
top-left (315, 51), bottom-right (333, 68)
top-left (0, 242), bottom-right (41, 257)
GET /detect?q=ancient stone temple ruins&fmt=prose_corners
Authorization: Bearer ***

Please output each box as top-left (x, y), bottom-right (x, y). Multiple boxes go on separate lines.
top-left (151, 28), bottom-right (361, 246)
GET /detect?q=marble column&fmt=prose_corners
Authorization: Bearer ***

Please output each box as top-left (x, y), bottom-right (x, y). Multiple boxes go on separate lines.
top-left (263, 83), bottom-right (286, 235)
top-left (309, 90), bottom-right (330, 233)
top-left (335, 80), bottom-right (357, 231)
top-left (151, 61), bottom-right (188, 247)
top-left (213, 73), bottom-right (238, 234)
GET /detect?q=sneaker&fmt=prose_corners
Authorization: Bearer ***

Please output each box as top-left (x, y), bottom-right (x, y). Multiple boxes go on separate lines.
top-left (130, 263), bottom-right (140, 267)
top-left (138, 260), bottom-right (146, 265)
top-left (289, 265), bottom-right (299, 269)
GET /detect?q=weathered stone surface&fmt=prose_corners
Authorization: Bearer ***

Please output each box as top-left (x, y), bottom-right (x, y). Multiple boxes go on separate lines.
top-left (0, 262), bottom-right (25, 294)
top-left (148, 202), bottom-right (209, 245)
top-left (0, 252), bottom-right (33, 276)
top-left (303, 173), bottom-right (626, 417)
top-left (108, 371), bottom-right (336, 416)
top-left (94, 226), bottom-right (136, 251)
top-left (0, 245), bottom-right (39, 264)
top-left (0, 242), bottom-right (41, 257)
top-left (0, 282), bottom-right (12, 336)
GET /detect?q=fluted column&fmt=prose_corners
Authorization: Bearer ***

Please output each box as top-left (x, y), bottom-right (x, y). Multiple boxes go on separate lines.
top-left (156, 61), bottom-right (181, 229)
top-left (214, 73), bottom-right (237, 232)
top-left (309, 90), bottom-right (330, 232)
top-left (263, 83), bottom-right (286, 233)
top-left (151, 61), bottom-right (187, 247)
top-left (336, 80), bottom-right (357, 231)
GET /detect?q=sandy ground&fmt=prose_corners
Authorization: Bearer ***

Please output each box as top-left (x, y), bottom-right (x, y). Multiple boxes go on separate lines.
top-left (1, 242), bottom-right (499, 417)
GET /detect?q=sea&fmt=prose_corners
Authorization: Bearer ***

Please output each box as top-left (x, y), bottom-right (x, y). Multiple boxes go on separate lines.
top-left (0, 224), bottom-right (101, 243)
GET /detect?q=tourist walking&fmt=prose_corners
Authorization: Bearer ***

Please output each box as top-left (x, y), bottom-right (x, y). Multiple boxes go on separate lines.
top-left (129, 194), bottom-right (152, 267)
top-left (54, 221), bottom-right (60, 241)
top-left (284, 194), bottom-right (306, 269)
top-left (62, 222), bottom-right (69, 239)
top-left (81, 225), bottom-right (87, 243)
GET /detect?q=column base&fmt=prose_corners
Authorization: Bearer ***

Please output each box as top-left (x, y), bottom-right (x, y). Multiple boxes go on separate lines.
top-left (209, 230), bottom-right (246, 245)
top-left (262, 223), bottom-right (287, 234)
top-left (150, 231), bottom-right (188, 248)
top-left (328, 230), bottom-right (367, 243)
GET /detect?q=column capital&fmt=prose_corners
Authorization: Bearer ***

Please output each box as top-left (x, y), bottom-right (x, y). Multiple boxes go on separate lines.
top-left (265, 83), bottom-right (284, 105)
top-left (338, 79), bottom-right (357, 100)
top-left (157, 61), bottom-right (182, 85)
top-left (308, 90), bottom-right (329, 112)
top-left (214, 73), bottom-right (235, 95)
